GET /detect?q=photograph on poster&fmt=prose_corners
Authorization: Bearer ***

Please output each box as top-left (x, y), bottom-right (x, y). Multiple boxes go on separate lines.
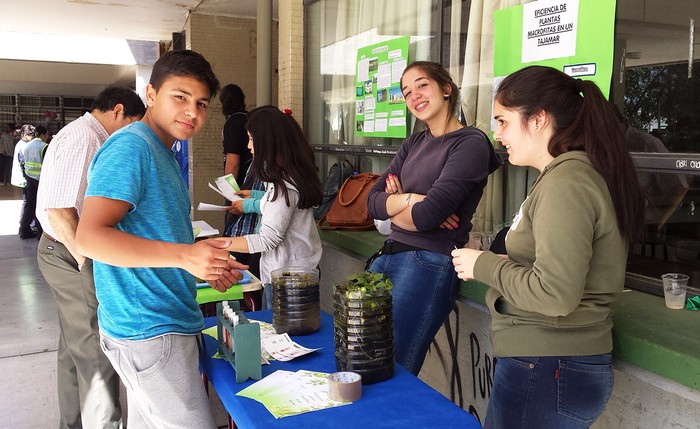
top-left (377, 89), bottom-right (387, 103)
top-left (356, 121), bottom-right (364, 132)
top-left (356, 100), bottom-right (364, 115)
top-left (365, 80), bottom-right (373, 94)
top-left (356, 85), bottom-right (364, 96)
top-left (369, 58), bottom-right (378, 71)
top-left (389, 86), bottom-right (405, 104)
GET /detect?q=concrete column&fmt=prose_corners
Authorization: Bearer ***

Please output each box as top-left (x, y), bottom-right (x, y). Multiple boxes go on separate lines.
top-left (135, 65), bottom-right (153, 104)
top-left (257, 0), bottom-right (273, 105)
top-left (278, 0), bottom-right (304, 124)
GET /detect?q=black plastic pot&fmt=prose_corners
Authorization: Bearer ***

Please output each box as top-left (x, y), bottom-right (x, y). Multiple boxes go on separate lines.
top-left (271, 267), bottom-right (320, 335)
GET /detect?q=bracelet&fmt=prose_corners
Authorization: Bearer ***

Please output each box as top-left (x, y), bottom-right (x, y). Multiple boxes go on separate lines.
top-left (405, 193), bottom-right (412, 207)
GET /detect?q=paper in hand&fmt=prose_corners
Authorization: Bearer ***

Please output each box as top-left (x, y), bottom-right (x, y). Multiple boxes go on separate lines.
top-left (210, 174), bottom-right (242, 201)
top-left (197, 202), bottom-right (228, 211)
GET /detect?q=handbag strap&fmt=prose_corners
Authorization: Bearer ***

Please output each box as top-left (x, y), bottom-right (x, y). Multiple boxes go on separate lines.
top-left (338, 174), bottom-right (377, 206)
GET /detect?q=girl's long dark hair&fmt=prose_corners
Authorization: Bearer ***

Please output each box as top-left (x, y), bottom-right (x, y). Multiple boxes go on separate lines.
top-left (247, 106), bottom-right (322, 209)
top-left (496, 66), bottom-right (645, 245)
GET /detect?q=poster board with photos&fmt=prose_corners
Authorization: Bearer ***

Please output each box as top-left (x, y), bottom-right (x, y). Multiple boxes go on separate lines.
top-left (355, 36), bottom-right (409, 138)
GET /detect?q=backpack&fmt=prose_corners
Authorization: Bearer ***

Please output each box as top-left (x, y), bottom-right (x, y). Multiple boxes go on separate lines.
top-left (313, 159), bottom-right (355, 219)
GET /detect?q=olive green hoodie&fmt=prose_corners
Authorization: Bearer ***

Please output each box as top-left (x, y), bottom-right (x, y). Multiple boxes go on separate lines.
top-left (474, 151), bottom-right (626, 357)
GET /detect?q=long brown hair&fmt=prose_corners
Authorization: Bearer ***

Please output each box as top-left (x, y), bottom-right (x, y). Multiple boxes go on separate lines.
top-left (247, 106), bottom-right (322, 209)
top-left (496, 66), bottom-right (644, 244)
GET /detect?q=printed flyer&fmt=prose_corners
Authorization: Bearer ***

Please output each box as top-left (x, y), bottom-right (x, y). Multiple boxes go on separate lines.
top-left (237, 370), bottom-right (351, 419)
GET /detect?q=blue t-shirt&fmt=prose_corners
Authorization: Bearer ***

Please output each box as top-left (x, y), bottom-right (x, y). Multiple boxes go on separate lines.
top-left (87, 121), bottom-right (201, 340)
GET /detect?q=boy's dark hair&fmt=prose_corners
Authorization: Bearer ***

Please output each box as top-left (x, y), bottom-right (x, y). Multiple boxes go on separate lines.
top-left (220, 84), bottom-right (246, 116)
top-left (149, 50), bottom-right (220, 99)
top-left (91, 86), bottom-right (146, 118)
top-left (35, 125), bottom-right (48, 136)
top-left (248, 106), bottom-right (323, 210)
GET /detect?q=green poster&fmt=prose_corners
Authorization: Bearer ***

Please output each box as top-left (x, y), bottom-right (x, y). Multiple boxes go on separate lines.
top-left (355, 36), bottom-right (409, 138)
top-left (494, 0), bottom-right (615, 99)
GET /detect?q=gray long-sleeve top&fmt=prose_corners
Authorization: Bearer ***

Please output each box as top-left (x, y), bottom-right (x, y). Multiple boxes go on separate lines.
top-left (367, 127), bottom-right (501, 255)
top-left (245, 181), bottom-right (322, 284)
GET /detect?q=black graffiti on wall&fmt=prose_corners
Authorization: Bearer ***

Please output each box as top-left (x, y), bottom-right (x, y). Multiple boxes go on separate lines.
top-left (470, 332), bottom-right (496, 400)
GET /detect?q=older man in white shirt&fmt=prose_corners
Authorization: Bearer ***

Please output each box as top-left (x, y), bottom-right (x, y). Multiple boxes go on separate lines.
top-left (36, 86), bottom-right (145, 429)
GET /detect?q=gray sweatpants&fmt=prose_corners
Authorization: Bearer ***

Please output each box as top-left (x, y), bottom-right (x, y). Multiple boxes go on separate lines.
top-left (99, 332), bottom-right (216, 429)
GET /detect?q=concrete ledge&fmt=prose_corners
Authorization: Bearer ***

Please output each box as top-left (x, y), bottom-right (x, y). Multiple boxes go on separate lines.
top-left (611, 290), bottom-right (700, 391)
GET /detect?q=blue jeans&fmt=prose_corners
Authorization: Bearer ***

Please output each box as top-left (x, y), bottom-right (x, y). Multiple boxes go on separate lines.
top-left (485, 354), bottom-right (613, 429)
top-left (368, 248), bottom-right (457, 375)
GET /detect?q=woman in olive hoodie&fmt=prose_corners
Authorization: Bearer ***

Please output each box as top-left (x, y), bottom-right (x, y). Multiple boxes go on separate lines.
top-left (452, 66), bottom-right (645, 429)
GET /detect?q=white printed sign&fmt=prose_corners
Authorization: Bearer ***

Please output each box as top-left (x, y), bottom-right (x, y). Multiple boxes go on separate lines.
top-left (522, 0), bottom-right (579, 63)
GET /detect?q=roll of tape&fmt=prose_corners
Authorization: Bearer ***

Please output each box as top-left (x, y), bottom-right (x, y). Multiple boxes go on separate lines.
top-left (328, 371), bottom-right (362, 402)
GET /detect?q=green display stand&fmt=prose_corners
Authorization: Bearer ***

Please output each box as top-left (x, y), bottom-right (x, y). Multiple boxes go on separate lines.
top-left (216, 301), bottom-right (262, 383)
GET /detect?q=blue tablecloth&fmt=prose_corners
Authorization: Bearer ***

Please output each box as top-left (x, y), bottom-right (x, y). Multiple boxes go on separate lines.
top-left (201, 310), bottom-right (482, 428)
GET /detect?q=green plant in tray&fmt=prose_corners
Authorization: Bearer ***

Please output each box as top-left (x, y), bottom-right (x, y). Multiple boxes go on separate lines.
top-left (337, 271), bottom-right (393, 299)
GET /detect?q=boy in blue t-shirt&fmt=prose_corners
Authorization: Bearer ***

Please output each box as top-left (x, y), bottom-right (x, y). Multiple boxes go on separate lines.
top-left (76, 50), bottom-right (247, 428)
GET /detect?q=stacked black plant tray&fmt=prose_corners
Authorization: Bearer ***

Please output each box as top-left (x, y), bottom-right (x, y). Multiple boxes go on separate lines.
top-left (333, 286), bottom-right (394, 384)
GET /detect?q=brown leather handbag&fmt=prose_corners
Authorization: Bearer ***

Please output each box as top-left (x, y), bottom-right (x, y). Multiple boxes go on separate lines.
top-left (318, 172), bottom-right (380, 231)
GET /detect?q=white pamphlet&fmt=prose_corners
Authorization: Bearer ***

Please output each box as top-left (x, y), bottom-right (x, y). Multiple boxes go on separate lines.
top-left (197, 202), bottom-right (228, 211)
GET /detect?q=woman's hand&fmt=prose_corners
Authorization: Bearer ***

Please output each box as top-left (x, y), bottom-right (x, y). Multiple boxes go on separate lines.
top-left (385, 173), bottom-right (403, 195)
top-left (207, 256), bottom-right (250, 292)
top-left (440, 213), bottom-right (460, 230)
top-left (236, 190), bottom-right (252, 199)
top-left (451, 248), bottom-right (483, 280)
top-left (224, 200), bottom-right (245, 215)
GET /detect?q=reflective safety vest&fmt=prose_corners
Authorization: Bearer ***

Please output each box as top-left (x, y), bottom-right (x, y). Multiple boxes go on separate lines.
top-left (22, 138), bottom-right (47, 180)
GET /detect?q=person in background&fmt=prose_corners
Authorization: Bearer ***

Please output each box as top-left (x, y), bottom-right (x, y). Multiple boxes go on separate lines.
top-left (221, 83), bottom-right (250, 232)
top-left (218, 106), bottom-right (323, 309)
top-left (0, 123), bottom-right (15, 186)
top-left (172, 139), bottom-right (189, 187)
top-left (451, 65), bottom-right (645, 429)
top-left (366, 61), bottom-right (501, 375)
top-left (21, 124), bottom-right (48, 236)
top-left (224, 166), bottom-right (264, 279)
top-left (75, 50), bottom-right (247, 428)
top-left (36, 86), bottom-right (146, 429)
top-left (12, 124), bottom-right (38, 238)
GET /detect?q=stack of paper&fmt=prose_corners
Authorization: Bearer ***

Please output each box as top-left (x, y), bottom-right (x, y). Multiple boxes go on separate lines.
top-left (237, 370), bottom-right (352, 419)
top-left (192, 220), bottom-right (219, 238)
top-left (209, 173), bottom-right (242, 201)
top-left (197, 174), bottom-right (242, 212)
top-left (261, 333), bottom-right (320, 362)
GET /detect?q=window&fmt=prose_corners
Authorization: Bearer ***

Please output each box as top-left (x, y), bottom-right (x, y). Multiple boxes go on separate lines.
top-left (304, 0), bottom-right (700, 298)
top-left (616, 1), bottom-right (700, 297)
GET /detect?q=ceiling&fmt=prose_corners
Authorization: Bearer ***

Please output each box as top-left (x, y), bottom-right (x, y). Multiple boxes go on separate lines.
top-left (0, 0), bottom-right (278, 97)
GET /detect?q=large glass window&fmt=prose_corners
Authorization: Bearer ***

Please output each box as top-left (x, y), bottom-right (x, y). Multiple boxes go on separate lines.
top-left (304, 0), bottom-right (700, 297)
top-left (616, 1), bottom-right (700, 297)
top-left (305, 0), bottom-right (472, 175)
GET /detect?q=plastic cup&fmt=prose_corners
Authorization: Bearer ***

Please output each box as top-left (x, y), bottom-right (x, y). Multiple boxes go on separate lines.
top-left (661, 273), bottom-right (689, 309)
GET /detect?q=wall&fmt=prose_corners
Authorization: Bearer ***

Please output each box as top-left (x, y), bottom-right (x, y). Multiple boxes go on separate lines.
top-left (319, 241), bottom-right (700, 429)
top-left (278, 0), bottom-right (305, 125)
top-left (185, 14), bottom-right (279, 232)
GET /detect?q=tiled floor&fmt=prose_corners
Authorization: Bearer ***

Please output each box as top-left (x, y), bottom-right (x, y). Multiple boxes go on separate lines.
top-left (0, 185), bottom-right (229, 428)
